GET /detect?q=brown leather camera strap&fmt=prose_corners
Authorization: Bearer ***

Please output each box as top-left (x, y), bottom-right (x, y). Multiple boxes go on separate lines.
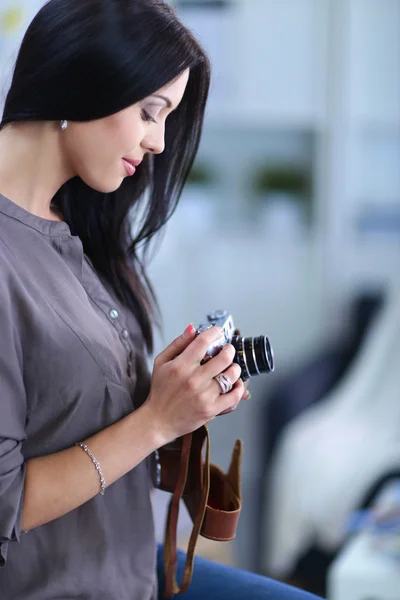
top-left (163, 427), bottom-right (210, 597)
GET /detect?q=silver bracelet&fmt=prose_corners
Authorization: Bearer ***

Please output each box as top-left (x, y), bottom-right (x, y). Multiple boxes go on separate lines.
top-left (76, 442), bottom-right (106, 496)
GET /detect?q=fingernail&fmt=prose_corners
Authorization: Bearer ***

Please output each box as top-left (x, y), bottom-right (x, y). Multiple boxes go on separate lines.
top-left (244, 391), bottom-right (252, 400)
top-left (183, 324), bottom-right (196, 339)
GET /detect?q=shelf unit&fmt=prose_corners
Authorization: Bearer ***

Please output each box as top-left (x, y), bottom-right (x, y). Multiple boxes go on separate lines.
top-left (169, 0), bottom-right (400, 325)
top-left (164, 0), bottom-right (400, 572)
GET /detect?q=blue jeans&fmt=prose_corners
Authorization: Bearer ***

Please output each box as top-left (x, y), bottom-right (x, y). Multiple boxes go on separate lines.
top-left (156, 546), bottom-right (323, 599)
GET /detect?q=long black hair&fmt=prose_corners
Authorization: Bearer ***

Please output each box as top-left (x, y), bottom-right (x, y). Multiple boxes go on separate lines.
top-left (0, 0), bottom-right (211, 353)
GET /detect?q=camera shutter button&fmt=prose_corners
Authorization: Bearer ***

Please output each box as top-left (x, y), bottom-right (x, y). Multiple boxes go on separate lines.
top-left (208, 309), bottom-right (227, 320)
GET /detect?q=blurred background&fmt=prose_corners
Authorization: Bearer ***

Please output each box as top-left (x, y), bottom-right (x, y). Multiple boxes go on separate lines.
top-left (1, 1), bottom-right (399, 598)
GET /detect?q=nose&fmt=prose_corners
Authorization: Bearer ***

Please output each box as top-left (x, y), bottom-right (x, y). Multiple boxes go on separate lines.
top-left (142, 123), bottom-right (165, 155)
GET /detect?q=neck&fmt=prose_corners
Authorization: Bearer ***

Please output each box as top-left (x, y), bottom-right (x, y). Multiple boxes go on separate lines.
top-left (0, 121), bottom-right (74, 221)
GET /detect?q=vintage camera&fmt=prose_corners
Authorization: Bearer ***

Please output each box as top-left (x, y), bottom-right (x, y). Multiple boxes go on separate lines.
top-left (196, 309), bottom-right (274, 381)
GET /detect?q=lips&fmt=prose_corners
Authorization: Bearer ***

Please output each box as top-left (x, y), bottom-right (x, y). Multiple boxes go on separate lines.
top-left (122, 159), bottom-right (136, 176)
top-left (122, 157), bottom-right (142, 177)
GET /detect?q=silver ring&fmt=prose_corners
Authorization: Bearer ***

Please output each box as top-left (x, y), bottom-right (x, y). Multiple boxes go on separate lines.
top-left (215, 373), bottom-right (233, 394)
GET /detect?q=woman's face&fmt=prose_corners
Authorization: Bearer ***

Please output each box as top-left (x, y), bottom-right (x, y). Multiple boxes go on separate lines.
top-left (62, 69), bottom-right (190, 193)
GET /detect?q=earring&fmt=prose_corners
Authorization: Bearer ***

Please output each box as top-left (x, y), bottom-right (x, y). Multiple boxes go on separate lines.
top-left (60, 120), bottom-right (68, 130)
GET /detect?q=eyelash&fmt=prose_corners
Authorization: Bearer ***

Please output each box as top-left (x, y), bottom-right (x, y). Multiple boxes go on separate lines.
top-left (141, 109), bottom-right (157, 124)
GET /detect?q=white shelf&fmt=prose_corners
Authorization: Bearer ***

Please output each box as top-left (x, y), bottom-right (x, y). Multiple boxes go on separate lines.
top-left (352, 118), bottom-right (400, 135)
top-left (347, 0), bottom-right (400, 130)
top-left (178, 0), bottom-right (330, 128)
top-left (204, 107), bottom-right (326, 131)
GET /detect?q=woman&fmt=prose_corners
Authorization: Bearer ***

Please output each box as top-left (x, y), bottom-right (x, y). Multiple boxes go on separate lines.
top-left (0, 1), bottom-right (322, 598)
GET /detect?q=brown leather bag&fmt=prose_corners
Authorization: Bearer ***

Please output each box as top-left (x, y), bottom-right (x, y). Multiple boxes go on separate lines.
top-left (158, 425), bottom-right (243, 597)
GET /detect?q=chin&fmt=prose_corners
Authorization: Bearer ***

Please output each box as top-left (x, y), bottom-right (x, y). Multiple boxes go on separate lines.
top-left (81, 174), bottom-right (124, 194)
top-left (102, 181), bottom-right (124, 193)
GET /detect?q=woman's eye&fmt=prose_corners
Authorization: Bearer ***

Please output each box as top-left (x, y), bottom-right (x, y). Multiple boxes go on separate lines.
top-left (141, 109), bottom-right (157, 124)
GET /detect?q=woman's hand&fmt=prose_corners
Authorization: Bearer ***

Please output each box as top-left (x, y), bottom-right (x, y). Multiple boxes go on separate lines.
top-left (233, 329), bottom-right (251, 401)
top-left (242, 381), bottom-right (251, 401)
top-left (218, 376), bottom-right (250, 416)
top-left (143, 324), bottom-right (245, 445)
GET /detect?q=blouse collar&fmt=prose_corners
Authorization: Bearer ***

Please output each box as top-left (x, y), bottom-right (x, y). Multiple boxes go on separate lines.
top-left (0, 192), bottom-right (71, 237)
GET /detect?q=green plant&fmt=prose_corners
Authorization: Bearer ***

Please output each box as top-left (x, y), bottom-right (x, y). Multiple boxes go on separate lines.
top-left (252, 165), bottom-right (311, 199)
top-left (186, 161), bottom-right (216, 186)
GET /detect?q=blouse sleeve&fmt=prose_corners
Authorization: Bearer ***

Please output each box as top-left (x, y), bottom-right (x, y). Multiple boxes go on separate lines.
top-left (0, 274), bottom-right (27, 567)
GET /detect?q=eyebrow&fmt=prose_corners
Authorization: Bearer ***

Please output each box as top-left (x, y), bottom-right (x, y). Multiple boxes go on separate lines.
top-left (149, 94), bottom-right (172, 108)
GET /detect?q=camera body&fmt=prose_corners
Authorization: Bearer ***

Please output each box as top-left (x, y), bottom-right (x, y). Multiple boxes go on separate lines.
top-left (196, 309), bottom-right (236, 360)
top-left (196, 309), bottom-right (274, 382)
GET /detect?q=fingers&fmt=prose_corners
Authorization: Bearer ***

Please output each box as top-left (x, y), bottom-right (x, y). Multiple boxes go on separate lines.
top-left (156, 324), bottom-right (197, 365)
top-left (217, 379), bottom-right (244, 415)
top-left (158, 325), bottom-right (224, 368)
top-left (179, 325), bottom-right (225, 365)
top-left (242, 381), bottom-right (251, 400)
top-left (201, 343), bottom-right (236, 378)
top-left (218, 406), bottom-right (237, 416)
top-left (201, 343), bottom-right (251, 399)
top-left (213, 363), bottom-right (242, 395)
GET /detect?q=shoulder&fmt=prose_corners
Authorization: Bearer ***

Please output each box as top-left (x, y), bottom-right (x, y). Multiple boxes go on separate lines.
top-left (0, 234), bottom-right (16, 287)
top-left (0, 225), bottom-right (21, 280)
top-left (0, 228), bottom-right (31, 319)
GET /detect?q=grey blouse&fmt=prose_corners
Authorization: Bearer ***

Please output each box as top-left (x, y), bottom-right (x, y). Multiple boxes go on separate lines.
top-left (0, 193), bottom-right (157, 600)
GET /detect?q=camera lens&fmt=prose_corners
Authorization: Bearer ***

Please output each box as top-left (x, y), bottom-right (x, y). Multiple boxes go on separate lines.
top-left (232, 335), bottom-right (274, 381)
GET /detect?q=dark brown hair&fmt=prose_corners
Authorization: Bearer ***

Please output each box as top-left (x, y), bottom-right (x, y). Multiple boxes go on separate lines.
top-left (1, 0), bottom-right (211, 352)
